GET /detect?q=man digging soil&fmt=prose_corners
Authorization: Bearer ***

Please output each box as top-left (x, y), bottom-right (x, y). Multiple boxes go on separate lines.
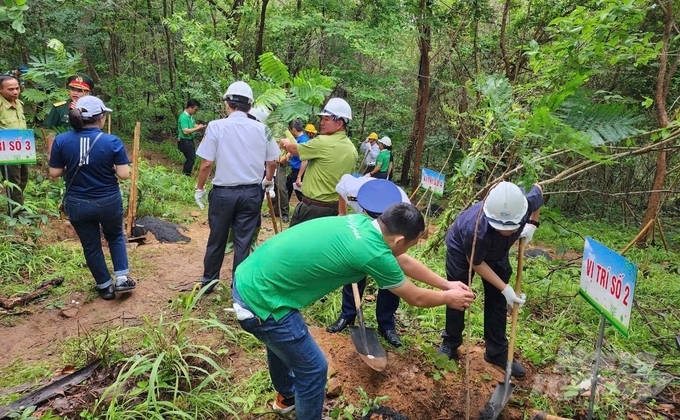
top-left (230, 181), bottom-right (475, 419)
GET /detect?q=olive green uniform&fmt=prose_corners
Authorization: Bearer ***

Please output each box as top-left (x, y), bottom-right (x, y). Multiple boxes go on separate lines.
top-left (44, 100), bottom-right (73, 133)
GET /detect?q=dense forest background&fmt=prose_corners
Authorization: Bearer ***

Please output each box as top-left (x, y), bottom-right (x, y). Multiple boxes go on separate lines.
top-left (1, 0), bottom-right (679, 232)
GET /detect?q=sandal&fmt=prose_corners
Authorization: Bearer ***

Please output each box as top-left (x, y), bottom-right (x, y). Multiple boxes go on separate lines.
top-left (114, 277), bottom-right (136, 292)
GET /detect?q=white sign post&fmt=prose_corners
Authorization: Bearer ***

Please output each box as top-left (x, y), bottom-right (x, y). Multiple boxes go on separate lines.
top-left (579, 237), bottom-right (637, 419)
top-left (0, 129), bottom-right (36, 218)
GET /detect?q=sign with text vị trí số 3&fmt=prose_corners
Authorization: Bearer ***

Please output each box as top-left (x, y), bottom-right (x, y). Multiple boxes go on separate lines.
top-left (420, 168), bottom-right (445, 196)
top-left (579, 237), bottom-right (638, 337)
top-left (0, 129), bottom-right (36, 165)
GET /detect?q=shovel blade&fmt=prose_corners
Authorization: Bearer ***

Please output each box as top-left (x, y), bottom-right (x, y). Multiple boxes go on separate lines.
top-left (348, 325), bottom-right (387, 371)
top-left (478, 382), bottom-right (515, 420)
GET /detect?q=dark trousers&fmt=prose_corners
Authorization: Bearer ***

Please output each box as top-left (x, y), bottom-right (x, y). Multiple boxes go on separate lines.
top-left (273, 165), bottom-right (289, 217)
top-left (443, 252), bottom-right (512, 359)
top-left (363, 165), bottom-right (375, 175)
top-left (201, 184), bottom-right (263, 286)
top-left (2, 164), bottom-right (28, 210)
top-left (177, 139), bottom-right (196, 176)
top-left (339, 277), bottom-right (400, 330)
top-left (286, 168), bottom-right (304, 201)
top-left (289, 200), bottom-right (338, 227)
top-left (371, 171), bottom-right (388, 179)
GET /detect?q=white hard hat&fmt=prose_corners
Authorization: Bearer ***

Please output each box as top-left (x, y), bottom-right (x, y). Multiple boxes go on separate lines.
top-left (378, 136), bottom-right (392, 147)
top-left (483, 182), bottom-right (528, 231)
top-left (318, 98), bottom-right (352, 121)
top-left (223, 81), bottom-right (254, 104)
top-left (249, 105), bottom-right (270, 123)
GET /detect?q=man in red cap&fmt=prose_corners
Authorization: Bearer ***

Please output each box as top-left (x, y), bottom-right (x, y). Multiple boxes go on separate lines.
top-left (44, 72), bottom-right (94, 161)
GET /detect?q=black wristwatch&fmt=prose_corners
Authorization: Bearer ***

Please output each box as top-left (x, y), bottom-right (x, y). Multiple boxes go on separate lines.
top-left (527, 219), bottom-right (540, 228)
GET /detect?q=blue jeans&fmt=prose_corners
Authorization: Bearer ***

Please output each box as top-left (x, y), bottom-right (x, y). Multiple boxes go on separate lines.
top-left (65, 194), bottom-right (129, 289)
top-left (233, 283), bottom-right (327, 420)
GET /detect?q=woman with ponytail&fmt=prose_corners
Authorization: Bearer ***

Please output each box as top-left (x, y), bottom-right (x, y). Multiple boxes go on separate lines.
top-left (49, 96), bottom-right (136, 300)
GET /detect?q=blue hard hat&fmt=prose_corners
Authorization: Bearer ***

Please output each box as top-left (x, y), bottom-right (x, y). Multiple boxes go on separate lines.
top-left (357, 180), bottom-right (403, 215)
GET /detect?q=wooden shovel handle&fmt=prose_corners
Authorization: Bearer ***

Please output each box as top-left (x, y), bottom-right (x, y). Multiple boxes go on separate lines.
top-left (507, 238), bottom-right (525, 363)
top-left (351, 283), bottom-right (361, 310)
top-left (266, 191), bottom-right (278, 234)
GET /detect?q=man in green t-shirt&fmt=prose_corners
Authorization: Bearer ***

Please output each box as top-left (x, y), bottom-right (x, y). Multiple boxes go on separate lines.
top-left (366, 136), bottom-right (391, 179)
top-left (177, 99), bottom-right (206, 176)
top-left (279, 97), bottom-right (358, 226)
top-left (231, 189), bottom-right (475, 419)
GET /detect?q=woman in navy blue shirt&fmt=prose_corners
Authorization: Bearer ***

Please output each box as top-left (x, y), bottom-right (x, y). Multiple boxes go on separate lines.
top-left (49, 96), bottom-right (136, 300)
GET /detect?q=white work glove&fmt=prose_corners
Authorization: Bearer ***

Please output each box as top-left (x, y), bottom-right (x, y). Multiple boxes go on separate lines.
top-left (194, 188), bottom-right (207, 210)
top-left (266, 187), bottom-right (276, 199)
top-left (261, 178), bottom-right (274, 191)
top-left (363, 173), bottom-right (372, 178)
top-left (520, 224), bottom-right (537, 244)
top-left (501, 285), bottom-right (526, 307)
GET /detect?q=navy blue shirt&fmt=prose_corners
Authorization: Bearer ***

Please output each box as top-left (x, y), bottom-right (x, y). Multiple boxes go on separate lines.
top-left (289, 133), bottom-right (309, 170)
top-left (446, 185), bottom-right (543, 267)
top-left (50, 127), bottom-right (130, 199)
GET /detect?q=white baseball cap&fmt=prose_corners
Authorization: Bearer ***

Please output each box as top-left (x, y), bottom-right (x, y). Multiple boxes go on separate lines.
top-left (75, 96), bottom-right (112, 118)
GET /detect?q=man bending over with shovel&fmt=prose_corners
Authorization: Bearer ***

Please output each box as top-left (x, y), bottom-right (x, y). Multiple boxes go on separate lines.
top-left (438, 181), bottom-right (542, 379)
top-left (231, 182), bottom-right (475, 420)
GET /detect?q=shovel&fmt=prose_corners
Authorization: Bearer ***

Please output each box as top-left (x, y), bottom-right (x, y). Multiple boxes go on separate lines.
top-left (479, 238), bottom-right (525, 420)
top-left (348, 282), bottom-right (387, 371)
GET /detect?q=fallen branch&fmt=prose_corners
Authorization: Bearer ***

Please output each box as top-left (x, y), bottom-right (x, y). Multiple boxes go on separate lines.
top-left (0, 278), bottom-right (64, 309)
top-left (0, 360), bottom-right (100, 419)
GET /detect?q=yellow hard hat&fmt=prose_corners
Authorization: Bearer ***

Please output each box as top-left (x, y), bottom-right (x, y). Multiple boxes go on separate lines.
top-left (305, 124), bottom-right (317, 134)
top-left (368, 132), bottom-right (378, 140)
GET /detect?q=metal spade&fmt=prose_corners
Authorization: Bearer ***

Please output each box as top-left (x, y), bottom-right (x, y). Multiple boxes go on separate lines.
top-left (347, 283), bottom-right (387, 371)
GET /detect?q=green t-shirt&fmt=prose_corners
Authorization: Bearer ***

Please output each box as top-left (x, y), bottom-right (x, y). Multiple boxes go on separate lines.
top-left (178, 111), bottom-right (196, 140)
top-left (298, 131), bottom-right (358, 202)
top-left (235, 214), bottom-right (405, 321)
top-left (376, 149), bottom-right (390, 172)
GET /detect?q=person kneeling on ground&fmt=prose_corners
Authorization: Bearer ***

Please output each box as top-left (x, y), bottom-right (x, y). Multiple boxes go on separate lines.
top-left (327, 175), bottom-right (411, 348)
top-left (438, 181), bottom-right (542, 379)
top-left (231, 185), bottom-right (475, 419)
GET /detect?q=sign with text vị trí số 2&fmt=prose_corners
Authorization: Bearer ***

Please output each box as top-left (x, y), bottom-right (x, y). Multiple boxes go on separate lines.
top-left (420, 168), bottom-right (445, 196)
top-left (0, 129), bottom-right (36, 165)
top-left (579, 237), bottom-right (637, 337)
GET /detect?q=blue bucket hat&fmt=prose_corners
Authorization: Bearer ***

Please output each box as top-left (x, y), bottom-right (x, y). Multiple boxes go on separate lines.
top-left (357, 180), bottom-right (403, 216)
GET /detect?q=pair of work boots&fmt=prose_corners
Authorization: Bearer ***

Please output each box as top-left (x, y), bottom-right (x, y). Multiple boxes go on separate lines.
top-left (225, 227), bottom-right (260, 254)
top-left (437, 341), bottom-right (526, 378)
top-left (326, 317), bottom-right (402, 348)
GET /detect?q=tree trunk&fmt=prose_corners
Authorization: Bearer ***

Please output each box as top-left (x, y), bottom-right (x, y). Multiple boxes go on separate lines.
top-left (162, 0), bottom-right (178, 118)
top-left (255, 0), bottom-right (270, 63)
top-left (637, 0), bottom-right (677, 244)
top-left (401, 0), bottom-right (432, 190)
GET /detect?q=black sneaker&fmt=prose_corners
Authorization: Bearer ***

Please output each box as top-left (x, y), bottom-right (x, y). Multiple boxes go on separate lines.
top-left (97, 284), bottom-right (115, 300)
top-left (282, 215), bottom-right (289, 223)
top-left (114, 277), bottom-right (136, 292)
top-left (437, 341), bottom-right (459, 360)
top-left (483, 352), bottom-right (526, 378)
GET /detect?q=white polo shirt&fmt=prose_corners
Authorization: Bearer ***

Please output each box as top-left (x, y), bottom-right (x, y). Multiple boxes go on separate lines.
top-left (197, 111), bottom-right (280, 186)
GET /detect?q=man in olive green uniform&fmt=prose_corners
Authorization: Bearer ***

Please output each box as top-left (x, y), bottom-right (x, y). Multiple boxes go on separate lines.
top-left (43, 72), bottom-right (93, 161)
top-left (0, 75), bottom-right (28, 211)
top-left (279, 98), bottom-right (358, 226)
